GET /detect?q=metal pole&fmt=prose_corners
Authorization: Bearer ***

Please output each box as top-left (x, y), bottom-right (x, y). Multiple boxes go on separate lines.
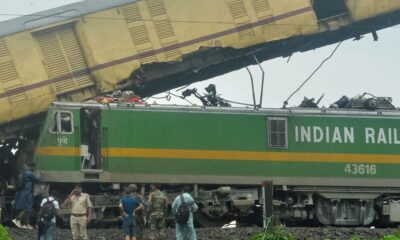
top-left (245, 66), bottom-right (257, 109)
top-left (193, 184), bottom-right (198, 198)
top-left (253, 55), bottom-right (265, 108)
top-left (262, 186), bottom-right (266, 229)
top-left (262, 181), bottom-right (273, 232)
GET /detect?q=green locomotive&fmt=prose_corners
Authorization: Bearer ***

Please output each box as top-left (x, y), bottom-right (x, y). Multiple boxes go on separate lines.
top-left (32, 101), bottom-right (400, 226)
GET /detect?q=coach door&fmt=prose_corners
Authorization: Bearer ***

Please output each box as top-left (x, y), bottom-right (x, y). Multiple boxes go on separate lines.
top-left (80, 107), bottom-right (102, 172)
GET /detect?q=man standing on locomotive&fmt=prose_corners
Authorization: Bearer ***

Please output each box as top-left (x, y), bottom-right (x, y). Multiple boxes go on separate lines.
top-left (62, 183), bottom-right (92, 240)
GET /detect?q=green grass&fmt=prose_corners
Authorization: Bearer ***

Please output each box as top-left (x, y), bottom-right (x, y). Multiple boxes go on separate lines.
top-left (0, 225), bottom-right (11, 240)
top-left (250, 226), bottom-right (294, 240)
top-left (349, 236), bottom-right (362, 240)
top-left (382, 230), bottom-right (400, 240)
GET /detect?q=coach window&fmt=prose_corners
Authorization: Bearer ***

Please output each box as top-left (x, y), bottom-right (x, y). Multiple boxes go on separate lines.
top-left (267, 117), bottom-right (287, 148)
top-left (49, 111), bottom-right (73, 134)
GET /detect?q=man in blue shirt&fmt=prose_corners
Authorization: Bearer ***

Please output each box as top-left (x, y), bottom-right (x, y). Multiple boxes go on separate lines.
top-left (172, 186), bottom-right (198, 240)
top-left (119, 187), bottom-right (144, 240)
top-left (12, 166), bottom-right (42, 229)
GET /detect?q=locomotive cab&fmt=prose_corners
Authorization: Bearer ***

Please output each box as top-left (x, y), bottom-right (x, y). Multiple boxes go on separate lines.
top-left (35, 105), bottom-right (104, 182)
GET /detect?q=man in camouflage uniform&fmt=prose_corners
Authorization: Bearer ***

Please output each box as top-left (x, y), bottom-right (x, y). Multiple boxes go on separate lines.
top-left (128, 184), bottom-right (145, 240)
top-left (146, 184), bottom-right (167, 240)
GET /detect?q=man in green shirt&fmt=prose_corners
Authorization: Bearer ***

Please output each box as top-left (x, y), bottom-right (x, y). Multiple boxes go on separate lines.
top-left (146, 184), bottom-right (167, 239)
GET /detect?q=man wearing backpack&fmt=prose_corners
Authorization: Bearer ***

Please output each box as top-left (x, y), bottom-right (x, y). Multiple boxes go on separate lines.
top-left (171, 186), bottom-right (198, 240)
top-left (38, 193), bottom-right (59, 240)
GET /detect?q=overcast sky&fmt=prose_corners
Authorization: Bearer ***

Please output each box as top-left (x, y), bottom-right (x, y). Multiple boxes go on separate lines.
top-left (1, 0), bottom-right (399, 108)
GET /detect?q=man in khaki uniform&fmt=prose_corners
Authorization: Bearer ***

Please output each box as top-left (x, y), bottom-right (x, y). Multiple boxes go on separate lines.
top-left (62, 183), bottom-right (93, 240)
top-left (146, 184), bottom-right (167, 239)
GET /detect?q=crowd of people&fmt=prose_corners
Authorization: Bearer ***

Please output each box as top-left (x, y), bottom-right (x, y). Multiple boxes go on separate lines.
top-left (10, 166), bottom-right (199, 240)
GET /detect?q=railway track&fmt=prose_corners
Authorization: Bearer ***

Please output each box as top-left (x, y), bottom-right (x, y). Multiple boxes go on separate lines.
top-left (5, 226), bottom-right (400, 240)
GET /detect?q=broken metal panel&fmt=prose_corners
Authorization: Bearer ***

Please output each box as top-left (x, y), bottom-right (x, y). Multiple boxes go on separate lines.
top-left (11, 0), bottom-right (319, 95)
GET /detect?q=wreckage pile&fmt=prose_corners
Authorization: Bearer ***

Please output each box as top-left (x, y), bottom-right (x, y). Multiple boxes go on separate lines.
top-left (5, 226), bottom-right (400, 240)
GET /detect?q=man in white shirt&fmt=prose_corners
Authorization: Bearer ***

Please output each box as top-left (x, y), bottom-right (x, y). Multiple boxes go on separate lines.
top-left (38, 194), bottom-right (59, 240)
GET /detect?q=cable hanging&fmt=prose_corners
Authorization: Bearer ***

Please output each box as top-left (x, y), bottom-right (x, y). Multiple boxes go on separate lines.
top-left (282, 41), bottom-right (343, 108)
top-left (146, 91), bottom-right (194, 105)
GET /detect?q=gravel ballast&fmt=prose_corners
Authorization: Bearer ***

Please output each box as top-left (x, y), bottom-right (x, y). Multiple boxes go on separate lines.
top-left (5, 226), bottom-right (400, 240)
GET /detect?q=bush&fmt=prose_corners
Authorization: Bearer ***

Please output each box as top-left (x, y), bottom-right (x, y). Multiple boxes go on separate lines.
top-left (0, 224), bottom-right (11, 240)
top-left (250, 226), bottom-right (294, 240)
top-left (382, 230), bottom-right (400, 240)
top-left (383, 236), bottom-right (400, 240)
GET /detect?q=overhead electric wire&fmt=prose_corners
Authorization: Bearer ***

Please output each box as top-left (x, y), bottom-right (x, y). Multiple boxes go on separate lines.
top-left (219, 98), bottom-right (255, 107)
top-left (282, 41), bottom-right (343, 108)
top-left (147, 90), bottom-right (254, 107)
top-left (146, 91), bottom-right (193, 105)
top-left (175, 84), bottom-right (192, 92)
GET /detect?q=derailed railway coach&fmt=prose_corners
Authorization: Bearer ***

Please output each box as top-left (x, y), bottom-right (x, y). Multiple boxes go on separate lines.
top-left (32, 102), bottom-right (400, 226)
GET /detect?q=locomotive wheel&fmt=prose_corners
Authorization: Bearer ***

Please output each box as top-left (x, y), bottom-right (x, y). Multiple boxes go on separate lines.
top-left (194, 211), bottom-right (228, 228)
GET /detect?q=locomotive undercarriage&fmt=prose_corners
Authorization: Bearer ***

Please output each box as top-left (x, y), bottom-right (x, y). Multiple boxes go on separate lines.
top-left (272, 187), bottom-right (400, 227)
top-left (33, 183), bottom-right (260, 228)
top-left (29, 182), bottom-right (400, 228)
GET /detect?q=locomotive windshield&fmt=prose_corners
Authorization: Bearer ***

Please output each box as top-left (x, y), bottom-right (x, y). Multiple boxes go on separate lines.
top-left (49, 111), bottom-right (73, 134)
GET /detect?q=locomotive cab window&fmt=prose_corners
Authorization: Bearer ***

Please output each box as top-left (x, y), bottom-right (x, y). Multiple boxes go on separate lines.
top-left (312, 0), bottom-right (348, 21)
top-left (49, 111), bottom-right (73, 134)
top-left (267, 117), bottom-right (287, 148)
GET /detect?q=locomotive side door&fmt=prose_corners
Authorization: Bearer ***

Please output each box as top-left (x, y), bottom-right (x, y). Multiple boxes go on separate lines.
top-left (80, 107), bottom-right (102, 171)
